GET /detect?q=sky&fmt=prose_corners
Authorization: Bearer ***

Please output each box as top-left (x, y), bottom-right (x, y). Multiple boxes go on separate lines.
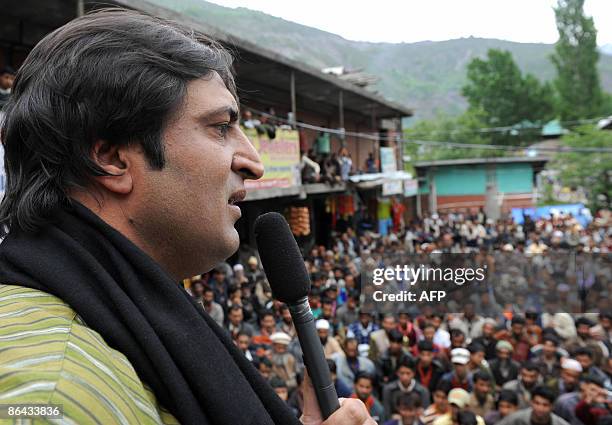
top-left (206, 0), bottom-right (612, 46)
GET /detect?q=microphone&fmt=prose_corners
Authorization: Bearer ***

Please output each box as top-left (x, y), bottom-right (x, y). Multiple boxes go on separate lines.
top-left (254, 212), bottom-right (340, 420)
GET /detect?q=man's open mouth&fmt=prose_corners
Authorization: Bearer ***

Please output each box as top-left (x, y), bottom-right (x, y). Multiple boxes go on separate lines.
top-left (228, 190), bottom-right (246, 205)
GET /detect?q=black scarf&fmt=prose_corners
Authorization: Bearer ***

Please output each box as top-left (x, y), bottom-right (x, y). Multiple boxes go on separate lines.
top-left (0, 202), bottom-right (300, 425)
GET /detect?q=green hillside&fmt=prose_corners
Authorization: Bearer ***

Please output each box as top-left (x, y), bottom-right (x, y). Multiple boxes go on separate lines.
top-left (149, 0), bottom-right (612, 120)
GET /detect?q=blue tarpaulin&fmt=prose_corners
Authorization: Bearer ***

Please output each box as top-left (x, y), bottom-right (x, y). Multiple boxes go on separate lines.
top-left (511, 203), bottom-right (592, 227)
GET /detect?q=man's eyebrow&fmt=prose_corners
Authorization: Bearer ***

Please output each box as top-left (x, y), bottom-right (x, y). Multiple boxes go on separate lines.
top-left (200, 106), bottom-right (239, 123)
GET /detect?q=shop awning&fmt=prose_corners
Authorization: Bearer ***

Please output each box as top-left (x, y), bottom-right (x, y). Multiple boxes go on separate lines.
top-left (348, 171), bottom-right (413, 190)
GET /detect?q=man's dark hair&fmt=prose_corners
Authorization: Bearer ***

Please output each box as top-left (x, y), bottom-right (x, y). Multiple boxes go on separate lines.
top-left (456, 411), bottom-right (478, 425)
top-left (542, 334), bottom-right (559, 346)
top-left (450, 328), bottom-right (465, 338)
top-left (326, 358), bottom-right (337, 374)
top-left (389, 329), bottom-right (404, 343)
top-left (434, 380), bottom-right (453, 395)
top-left (581, 373), bottom-right (605, 388)
top-left (397, 356), bottom-right (416, 372)
top-left (191, 279), bottom-right (205, 288)
top-left (344, 337), bottom-right (358, 348)
top-left (236, 330), bottom-right (250, 339)
top-left (467, 342), bottom-right (485, 354)
top-left (472, 370), bottom-right (491, 384)
top-left (396, 393), bottom-right (422, 409)
top-left (269, 377), bottom-right (287, 389)
top-left (521, 361), bottom-right (540, 373)
top-left (353, 371), bottom-right (374, 385)
top-left (256, 356), bottom-right (272, 369)
top-left (531, 385), bottom-right (556, 404)
top-left (321, 297), bottom-right (334, 305)
top-left (417, 340), bottom-right (434, 352)
top-left (258, 310), bottom-right (275, 322)
top-left (0, 9), bottom-right (235, 237)
top-left (511, 316), bottom-right (526, 326)
top-left (574, 346), bottom-right (593, 358)
top-left (213, 268), bottom-right (227, 276)
top-left (229, 305), bottom-right (243, 314)
top-left (422, 322), bottom-right (436, 331)
top-left (496, 389), bottom-right (519, 407)
top-left (575, 317), bottom-right (594, 327)
top-left (0, 66), bottom-right (15, 76)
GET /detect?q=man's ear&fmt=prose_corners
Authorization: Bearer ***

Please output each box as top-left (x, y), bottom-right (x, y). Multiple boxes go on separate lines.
top-left (91, 140), bottom-right (134, 195)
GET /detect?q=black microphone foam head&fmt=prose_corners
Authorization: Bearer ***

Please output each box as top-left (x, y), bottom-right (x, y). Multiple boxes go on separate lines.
top-left (254, 212), bottom-right (311, 303)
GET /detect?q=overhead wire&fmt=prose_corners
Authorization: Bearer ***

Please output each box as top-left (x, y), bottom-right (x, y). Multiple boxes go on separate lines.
top-left (244, 106), bottom-right (612, 154)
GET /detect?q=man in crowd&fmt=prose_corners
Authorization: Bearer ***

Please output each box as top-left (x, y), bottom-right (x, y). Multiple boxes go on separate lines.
top-left (334, 337), bottom-right (377, 391)
top-left (227, 303), bottom-right (256, 339)
top-left (352, 372), bottom-right (386, 423)
top-left (384, 393), bottom-right (425, 425)
top-left (414, 340), bottom-right (445, 393)
top-left (503, 362), bottom-right (543, 408)
top-left (468, 371), bottom-right (495, 418)
top-left (490, 341), bottom-right (521, 388)
top-left (498, 386), bottom-right (570, 425)
top-left (0, 66), bottom-right (15, 109)
top-left (441, 348), bottom-right (474, 392)
top-left (383, 357), bottom-right (431, 418)
top-left (370, 314), bottom-right (398, 360)
top-left (548, 358), bottom-right (583, 397)
top-left (532, 334), bottom-right (563, 381)
top-left (197, 283), bottom-right (225, 327)
top-left (378, 329), bottom-right (414, 385)
top-left (317, 319), bottom-right (343, 358)
top-left (422, 381), bottom-right (452, 425)
top-left (270, 332), bottom-right (298, 392)
top-left (484, 390), bottom-right (519, 425)
top-left (433, 388), bottom-right (485, 425)
top-left (473, 318), bottom-right (499, 361)
top-left (348, 309), bottom-right (380, 345)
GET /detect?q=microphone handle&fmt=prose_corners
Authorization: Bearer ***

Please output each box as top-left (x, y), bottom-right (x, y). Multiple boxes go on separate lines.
top-left (289, 297), bottom-right (340, 419)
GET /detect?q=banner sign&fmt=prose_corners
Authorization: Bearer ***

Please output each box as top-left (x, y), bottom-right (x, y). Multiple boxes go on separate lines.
top-left (379, 147), bottom-right (397, 173)
top-left (403, 179), bottom-right (418, 197)
top-left (382, 180), bottom-right (403, 196)
top-left (242, 127), bottom-right (301, 190)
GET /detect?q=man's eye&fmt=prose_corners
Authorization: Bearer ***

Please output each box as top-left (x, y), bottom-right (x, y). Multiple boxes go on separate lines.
top-left (215, 123), bottom-right (231, 138)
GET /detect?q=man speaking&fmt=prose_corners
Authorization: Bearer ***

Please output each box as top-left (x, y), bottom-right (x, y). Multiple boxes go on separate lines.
top-left (0, 9), bottom-right (374, 425)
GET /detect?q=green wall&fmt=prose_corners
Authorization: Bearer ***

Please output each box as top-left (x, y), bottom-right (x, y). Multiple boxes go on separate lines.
top-left (435, 166), bottom-right (487, 195)
top-left (417, 162), bottom-right (534, 196)
top-left (495, 163), bottom-right (533, 193)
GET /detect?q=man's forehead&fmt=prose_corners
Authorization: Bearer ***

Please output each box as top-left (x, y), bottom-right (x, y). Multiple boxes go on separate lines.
top-left (185, 73), bottom-right (238, 114)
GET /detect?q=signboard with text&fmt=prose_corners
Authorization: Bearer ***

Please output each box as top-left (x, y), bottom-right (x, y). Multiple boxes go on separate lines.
top-left (403, 179), bottom-right (418, 197)
top-left (242, 127), bottom-right (301, 190)
top-left (379, 147), bottom-right (397, 174)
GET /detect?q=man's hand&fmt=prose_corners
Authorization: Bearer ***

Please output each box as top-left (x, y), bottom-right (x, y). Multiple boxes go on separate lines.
top-left (300, 370), bottom-right (377, 425)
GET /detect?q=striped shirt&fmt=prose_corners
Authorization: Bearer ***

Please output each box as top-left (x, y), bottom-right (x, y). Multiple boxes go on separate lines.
top-left (0, 284), bottom-right (179, 425)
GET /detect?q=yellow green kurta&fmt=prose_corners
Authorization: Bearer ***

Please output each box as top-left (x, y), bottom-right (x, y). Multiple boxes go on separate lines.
top-left (0, 284), bottom-right (180, 425)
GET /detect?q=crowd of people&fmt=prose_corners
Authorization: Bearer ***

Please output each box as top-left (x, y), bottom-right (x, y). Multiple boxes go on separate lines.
top-left (186, 207), bottom-right (611, 424)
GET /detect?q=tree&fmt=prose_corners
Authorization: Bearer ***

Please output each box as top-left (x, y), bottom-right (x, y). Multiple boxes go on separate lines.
top-left (551, 0), bottom-right (603, 120)
top-left (547, 126), bottom-right (612, 210)
top-left (403, 109), bottom-right (506, 162)
top-left (462, 49), bottom-right (555, 129)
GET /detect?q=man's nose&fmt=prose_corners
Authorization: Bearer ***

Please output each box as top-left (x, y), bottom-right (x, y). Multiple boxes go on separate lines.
top-left (232, 128), bottom-right (264, 180)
